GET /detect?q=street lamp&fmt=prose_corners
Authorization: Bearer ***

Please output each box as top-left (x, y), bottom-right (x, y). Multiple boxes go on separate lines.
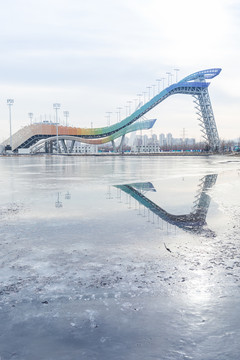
top-left (7, 99), bottom-right (14, 150)
top-left (156, 79), bottom-right (161, 93)
top-left (137, 93), bottom-right (142, 106)
top-left (142, 91), bottom-right (147, 103)
top-left (127, 101), bottom-right (132, 115)
top-left (161, 77), bottom-right (166, 89)
top-left (146, 86), bottom-right (152, 100)
top-left (28, 112), bottom-right (33, 125)
top-left (117, 107), bottom-right (122, 122)
top-left (133, 98), bottom-right (138, 110)
top-left (152, 84), bottom-right (156, 96)
top-left (174, 68), bottom-right (180, 82)
top-left (166, 72), bottom-right (171, 86)
top-left (53, 103), bottom-right (61, 154)
top-left (63, 111), bottom-right (69, 127)
top-left (106, 112), bottom-right (112, 126)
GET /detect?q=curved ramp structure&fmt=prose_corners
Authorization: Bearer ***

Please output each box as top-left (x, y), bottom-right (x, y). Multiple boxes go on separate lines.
top-left (29, 118), bottom-right (156, 154)
top-left (1, 68), bottom-right (221, 152)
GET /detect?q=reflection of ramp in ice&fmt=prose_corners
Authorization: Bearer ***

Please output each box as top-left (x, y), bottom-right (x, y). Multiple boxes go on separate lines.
top-left (124, 182), bottom-right (156, 194)
top-left (114, 175), bottom-right (217, 236)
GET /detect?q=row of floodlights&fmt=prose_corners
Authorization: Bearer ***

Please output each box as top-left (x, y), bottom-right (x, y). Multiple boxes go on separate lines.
top-left (105, 68), bottom-right (180, 124)
top-left (5, 99), bottom-right (70, 123)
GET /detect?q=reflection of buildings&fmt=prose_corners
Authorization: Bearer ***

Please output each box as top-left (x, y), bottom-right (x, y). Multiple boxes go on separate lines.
top-left (114, 174), bottom-right (217, 236)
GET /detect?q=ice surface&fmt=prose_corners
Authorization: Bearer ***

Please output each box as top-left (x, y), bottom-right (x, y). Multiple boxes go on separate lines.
top-left (0, 155), bottom-right (240, 359)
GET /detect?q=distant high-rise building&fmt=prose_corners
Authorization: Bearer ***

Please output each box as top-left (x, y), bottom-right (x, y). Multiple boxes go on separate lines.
top-left (152, 134), bottom-right (158, 144)
top-left (166, 133), bottom-right (173, 146)
top-left (185, 138), bottom-right (195, 146)
top-left (129, 131), bottom-right (137, 146)
top-left (159, 133), bottom-right (165, 147)
top-left (130, 131), bottom-right (196, 151)
top-left (133, 135), bottom-right (142, 146)
top-left (143, 135), bottom-right (148, 146)
top-left (172, 138), bottom-right (181, 146)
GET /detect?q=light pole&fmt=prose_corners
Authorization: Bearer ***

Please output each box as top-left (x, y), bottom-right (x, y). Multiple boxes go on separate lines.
top-left (127, 101), bottom-right (132, 115)
top-left (53, 103), bottom-right (61, 154)
top-left (28, 112), bottom-right (33, 125)
top-left (7, 99), bottom-right (14, 150)
top-left (166, 72), bottom-right (171, 86)
top-left (152, 84), bottom-right (156, 96)
top-left (63, 111), bottom-right (69, 127)
top-left (137, 93), bottom-right (142, 106)
top-left (117, 107), bottom-right (122, 122)
top-left (142, 91), bottom-right (147, 103)
top-left (162, 77), bottom-right (165, 89)
top-left (156, 79), bottom-right (161, 93)
top-left (174, 68), bottom-right (180, 82)
top-left (133, 98), bottom-right (138, 110)
top-left (146, 86), bottom-right (152, 100)
top-left (106, 112), bottom-right (112, 126)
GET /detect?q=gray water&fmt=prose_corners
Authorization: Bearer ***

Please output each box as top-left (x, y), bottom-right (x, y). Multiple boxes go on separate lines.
top-left (0, 155), bottom-right (240, 359)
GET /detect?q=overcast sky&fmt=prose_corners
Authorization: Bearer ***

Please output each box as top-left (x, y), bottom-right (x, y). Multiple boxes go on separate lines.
top-left (0, 0), bottom-right (240, 142)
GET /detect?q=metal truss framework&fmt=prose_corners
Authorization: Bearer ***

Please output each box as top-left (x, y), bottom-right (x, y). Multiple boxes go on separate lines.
top-left (1, 68), bottom-right (221, 152)
top-left (193, 88), bottom-right (220, 150)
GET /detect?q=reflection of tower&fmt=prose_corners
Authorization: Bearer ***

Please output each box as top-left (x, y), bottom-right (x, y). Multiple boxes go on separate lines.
top-left (114, 174), bottom-right (217, 236)
top-left (55, 192), bottom-right (63, 208)
top-left (192, 174), bottom-right (217, 221)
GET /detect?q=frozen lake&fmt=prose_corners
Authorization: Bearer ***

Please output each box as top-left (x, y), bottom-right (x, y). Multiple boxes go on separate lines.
top-left (0, 155), bottom-right (240, 359)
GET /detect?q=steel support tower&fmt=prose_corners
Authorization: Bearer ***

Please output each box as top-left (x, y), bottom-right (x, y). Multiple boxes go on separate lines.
top-left (193, 88), bottom-right (220, 150)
